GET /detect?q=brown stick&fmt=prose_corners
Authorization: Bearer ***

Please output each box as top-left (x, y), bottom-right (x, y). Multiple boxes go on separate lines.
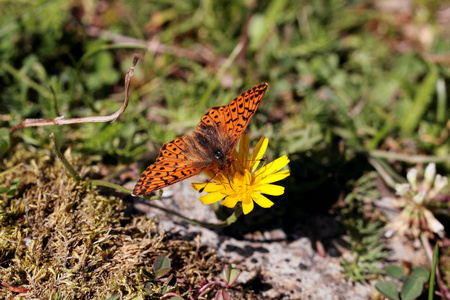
top-left (10, 55), bottom-right (139, 133)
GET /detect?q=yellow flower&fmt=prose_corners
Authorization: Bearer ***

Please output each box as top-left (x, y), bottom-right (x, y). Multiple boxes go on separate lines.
top-left (192, 134), bottom-right (290, 215)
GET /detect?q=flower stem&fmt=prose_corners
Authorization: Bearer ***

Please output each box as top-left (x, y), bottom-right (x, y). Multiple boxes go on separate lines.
top-left (143, 200), bottom-right (242, 229)
top-left (89, 179), bottom-right (241, 228)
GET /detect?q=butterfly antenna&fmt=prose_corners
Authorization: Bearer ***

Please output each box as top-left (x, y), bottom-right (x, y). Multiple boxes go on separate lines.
top-left (226, 169), bottom-right (235, 192)
top-left (235, 156), bottom-right (267, 171)
top-left (199, 169), bottom-right (221, 193)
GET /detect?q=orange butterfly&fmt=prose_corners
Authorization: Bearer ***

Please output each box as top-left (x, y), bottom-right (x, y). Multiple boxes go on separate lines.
top-left (132, 83), bottom-right (268, 196)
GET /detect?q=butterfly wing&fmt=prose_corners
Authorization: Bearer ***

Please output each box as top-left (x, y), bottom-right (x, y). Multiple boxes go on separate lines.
top-left (197, 83), bottom-right (268, 147)
top-left (132, 137), bottom-right (209, 196)
top-left (133, 83), bottom-right (268, 196)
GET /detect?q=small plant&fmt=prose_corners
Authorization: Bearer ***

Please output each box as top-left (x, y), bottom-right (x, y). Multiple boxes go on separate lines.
top-left (340, 219), bottom-right (387, 282)
top-left (376, 265), bottom-right (430, 300)
top-left (147, 255), bottom-right (241, 300)
top-left (340, 172), bottom-right (388, 282)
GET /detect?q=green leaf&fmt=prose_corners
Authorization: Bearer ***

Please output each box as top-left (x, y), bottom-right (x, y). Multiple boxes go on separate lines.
top-left (105, 296), bottom-right (120, 300)
top-left (153, 255), bottom-right (171, 278)
top-left (400, 65), bottom-right (438, 135)
top-left (385, 265), bottom-right (406, 280)
top-left (375, 281), bottom-right (400, 300)
top-left (410, 267), bottom-right (429, 283)
top-left (222, 264), bottom-right (241, 285)
top-left (168, 297), bottom-right (183, 300)
top-left (401, 275), bottom-right (425, 300)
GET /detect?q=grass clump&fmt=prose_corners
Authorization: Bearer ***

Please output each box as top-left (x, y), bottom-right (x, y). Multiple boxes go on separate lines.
top-left (0, 148), bottom-right (222, 299)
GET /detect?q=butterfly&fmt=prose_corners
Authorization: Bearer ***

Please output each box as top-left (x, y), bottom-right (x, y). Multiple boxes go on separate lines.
top-left (132, 83), bottom-right (268, 196)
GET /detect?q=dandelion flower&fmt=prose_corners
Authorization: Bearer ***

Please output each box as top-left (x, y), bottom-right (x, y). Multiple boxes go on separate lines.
top-left (192, 134), bottom-right (290, 215)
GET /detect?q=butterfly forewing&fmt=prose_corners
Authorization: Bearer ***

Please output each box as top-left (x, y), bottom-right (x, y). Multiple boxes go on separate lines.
top-left (197, 83), bottom-right (268, 147)
top-left (132, 83), bottom-right (268, 196)
top-left (132, 137), bottom-right (208, 196)
top-left (132, 161), bottom-right (207, 196)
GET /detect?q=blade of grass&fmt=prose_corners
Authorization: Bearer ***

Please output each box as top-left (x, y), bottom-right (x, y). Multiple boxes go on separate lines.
top-left (0, 163), bottom-right (22, 177)
top-left (400, 65), bottom-right (438, 135)
top-left (428, 244), bottom-right (438, 300)
top-left (366, 106), bottom-right (396, 150)
top-left (368, 157), bottom-right (405, 188)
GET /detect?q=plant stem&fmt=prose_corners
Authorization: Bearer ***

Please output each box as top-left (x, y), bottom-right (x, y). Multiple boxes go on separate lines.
top-left (143, 199), bottom-right (243, 229)
top-left (50, 133), bottom-right (82, 181)
top-left (369, 150), bottom-right (450, 164)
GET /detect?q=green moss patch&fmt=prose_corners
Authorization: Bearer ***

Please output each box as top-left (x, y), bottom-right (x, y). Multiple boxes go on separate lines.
top-left (0, 149), bottom-right (222, 299)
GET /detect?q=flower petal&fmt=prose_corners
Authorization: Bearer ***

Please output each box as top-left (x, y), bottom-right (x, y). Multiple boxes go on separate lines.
top-left (407, 168), bottom-right (418, 190)
top-left (424, 163), bottom-right (436, 187)
top-left (191, 182), bottom-right (225, 192)
top-left (255, 156), bottom-right (290, 177)
top-left (191, 182), bottom-right (207, 192)
top-left (221, 196), bottom-right (239, 208)
top-left (200, 192), bottom-right (225, 204)
top-left (257, 170), bottom-right (290, 184)
top-left (250, 137), bottom-right (268, 172)
top-left (434, 174), bottom-right (448, 192)
top-left (423, 209), bottom-right (445, 238)
top-left (242, 199), bottom-right (254, 214)
top-left (254, 184), bottom-right (285, 196)
top-left (252, 193), bottom-right (274, 208)
top-left (394, 183), bottom-right (410, 196)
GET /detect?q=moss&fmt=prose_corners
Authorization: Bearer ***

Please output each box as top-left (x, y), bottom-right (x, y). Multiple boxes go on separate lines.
top-left (0, 149), bottom-right (224, 299)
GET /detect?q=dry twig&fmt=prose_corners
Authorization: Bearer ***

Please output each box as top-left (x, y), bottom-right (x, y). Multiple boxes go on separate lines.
top-left (10, 55), bottom-right (139, 133)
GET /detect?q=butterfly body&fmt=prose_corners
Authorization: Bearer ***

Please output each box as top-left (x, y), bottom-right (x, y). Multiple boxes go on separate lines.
top-left (132, 83), bottom-right (268, 196)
